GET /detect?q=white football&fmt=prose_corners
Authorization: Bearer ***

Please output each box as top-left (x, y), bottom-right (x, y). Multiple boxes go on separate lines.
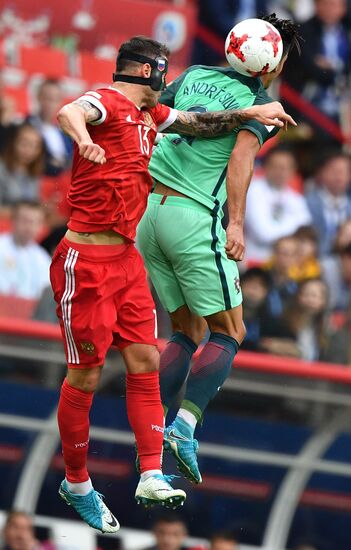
top-left (225, 18), bottom-right (283, 77)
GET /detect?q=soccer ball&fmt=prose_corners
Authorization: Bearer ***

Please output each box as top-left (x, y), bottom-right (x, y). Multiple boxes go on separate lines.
top-left (225, 18), bottom-right (283, 77)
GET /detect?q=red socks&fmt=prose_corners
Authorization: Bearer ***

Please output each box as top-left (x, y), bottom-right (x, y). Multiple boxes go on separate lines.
top-left (58, 372), bottom-right (164, 481)
top-left (57, 378), bottom-right (93, 483)
top-left (126, 372), bottom-right (164, 472)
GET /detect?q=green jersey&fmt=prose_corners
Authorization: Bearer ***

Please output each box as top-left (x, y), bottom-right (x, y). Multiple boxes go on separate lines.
top-left (149, 65), bottom-right (279, 211)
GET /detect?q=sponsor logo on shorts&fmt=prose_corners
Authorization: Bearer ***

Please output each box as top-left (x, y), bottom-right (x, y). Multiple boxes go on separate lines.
top-left (151, 424), bottom-right (164, 433)
top-left (80, 342), bottom-right (96, 355)
top-left (234, 276), bottom-right (241, 294)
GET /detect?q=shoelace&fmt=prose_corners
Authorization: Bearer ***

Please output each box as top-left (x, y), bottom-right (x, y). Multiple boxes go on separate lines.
top-left (154, 474), bottom-right (180, 487)
top-left (89, 491), bottom-right (106, 514)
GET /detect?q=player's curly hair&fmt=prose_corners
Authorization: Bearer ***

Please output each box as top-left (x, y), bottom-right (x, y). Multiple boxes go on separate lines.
top-left (261, 13), bottom-right (302, 56)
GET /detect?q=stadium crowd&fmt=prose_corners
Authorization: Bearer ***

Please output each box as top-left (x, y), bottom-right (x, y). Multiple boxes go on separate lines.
top-left (0, 509), bottom-right (321, 550)
top-left (2, 29), bottom-right (351, 365)
top-left (0, 1), bottom-right (350, 370)
top-left (1, 1), bottom-right (348, 549)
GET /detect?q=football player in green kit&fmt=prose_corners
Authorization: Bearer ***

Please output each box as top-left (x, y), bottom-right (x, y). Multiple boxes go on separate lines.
top-left (137, 15), bottom-right (301, 484)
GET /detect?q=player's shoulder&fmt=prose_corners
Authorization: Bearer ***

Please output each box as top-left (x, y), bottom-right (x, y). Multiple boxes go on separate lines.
top-left (185, 65), bottom-right (264, 92)
top-left (89, 87), bottom-right (132, 105)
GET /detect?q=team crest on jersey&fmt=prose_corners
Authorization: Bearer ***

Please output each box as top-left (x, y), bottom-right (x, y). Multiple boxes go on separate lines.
top-left (80, 342), bottom-right (96, 355)
top-left (234, 276), bottom-right (241, 294)
top-left (143, 111), bottom-right (156, 130)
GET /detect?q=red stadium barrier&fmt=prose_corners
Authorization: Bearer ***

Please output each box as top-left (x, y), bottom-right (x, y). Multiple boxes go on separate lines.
top-left (2, 317), bottom-right (351, 385)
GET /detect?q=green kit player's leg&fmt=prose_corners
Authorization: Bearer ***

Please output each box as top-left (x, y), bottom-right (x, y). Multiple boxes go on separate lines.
top-left (138, 195), bottom-right (245, 483)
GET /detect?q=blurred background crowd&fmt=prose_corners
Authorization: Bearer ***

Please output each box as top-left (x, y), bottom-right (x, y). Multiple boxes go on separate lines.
top-left (2, 0), bottom-right (351, 366)
top-left (2, 1), bottom-right (351, 549)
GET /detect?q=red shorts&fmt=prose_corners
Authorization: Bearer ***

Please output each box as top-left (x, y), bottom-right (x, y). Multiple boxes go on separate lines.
top-left (50, 237), bottom-right (157, 368)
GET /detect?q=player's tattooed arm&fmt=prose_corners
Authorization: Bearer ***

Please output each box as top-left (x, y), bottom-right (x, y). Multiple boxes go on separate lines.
top-left (164, 109), bottom-right (247, 137)
top-left (164, 101), bottom-right (296, 137)
top-left (72, 99), bottom-right (102, 123)
top-left (57, 100), bottom-right (106, 164)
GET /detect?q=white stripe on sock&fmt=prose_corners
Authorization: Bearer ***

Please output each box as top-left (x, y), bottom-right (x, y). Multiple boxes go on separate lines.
top-left (66, 478), bottom-right (93, 496)
top-left (178, 408), bottom-right (197, 429)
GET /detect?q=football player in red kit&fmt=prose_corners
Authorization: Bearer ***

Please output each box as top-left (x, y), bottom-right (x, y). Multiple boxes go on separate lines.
top-left (51, 35), bottom-right (295, 533)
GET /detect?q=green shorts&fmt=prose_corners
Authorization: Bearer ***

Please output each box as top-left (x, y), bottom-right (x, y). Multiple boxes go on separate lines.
top-left (137, 193), bottom-right (242, 317)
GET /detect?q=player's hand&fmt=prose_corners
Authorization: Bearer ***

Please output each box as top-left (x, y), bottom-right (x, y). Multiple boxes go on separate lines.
top-left (225, 223), bottom-right (245, 261)
top-left (243, 101), bottom-right (297, 128)
top-left (78, 141), bottom-right (106, 164)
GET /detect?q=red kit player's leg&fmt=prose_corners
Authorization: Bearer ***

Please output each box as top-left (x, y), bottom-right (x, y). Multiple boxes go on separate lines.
top-left (122, 345), bottom-right (164, 472)
top-left (50, 239), bottom-right (123, 532)
top-left (58, 377), bottom-right (95, 483)
top-left (117, 248), bottom-right (186, 507)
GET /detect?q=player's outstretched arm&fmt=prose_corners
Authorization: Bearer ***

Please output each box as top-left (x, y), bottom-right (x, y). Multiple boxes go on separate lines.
top-left (225, 130), bottom-right (261, 262)
top-left (57, 100), bottom-right (106, 164)
top-left (163, 101), bottom-right (296, 138)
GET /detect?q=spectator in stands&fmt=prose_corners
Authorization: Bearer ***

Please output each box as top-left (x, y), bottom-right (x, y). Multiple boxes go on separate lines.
top-left (306, 152), bottom-right (351, 256)
top-left (245, 146), bottom-right (311, 263)
top-left (321, 218), bottom-right (351, 310)
top-left (322, 241), bottom-right (351, 312)
top-left (264, 235), bottom-right (299, 317)
top-left (26, 79), bottom-right (72, 176)
top-left (289, 225), bottom-right (321, 282)
top-left (143, 513), bottom-right (188, 550)
top-left (191, 0), bottom-right (269, 66)
top-left (0, 124), bottom-right (44, 212)
top-left (241, 267), bottom-right (286, 351)
top-left (1, 510), bottom-right (55, 550)
top-left (283, 0), bottom-right (351, 139)
top-left (209, 531), bottom-right (238, 550)
top-left (262, 278), bottom-right (330, 359)
top-left (322, 297), bottom-right (351, 363)
top-left (0, 75), bottom-right (18, 155)
top-left (0, 201), bottom-right (50, 300)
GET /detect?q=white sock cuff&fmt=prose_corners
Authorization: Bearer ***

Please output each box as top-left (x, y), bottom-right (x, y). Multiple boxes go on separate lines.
top-left (178, 408), bottom-right (197, 429)
top-left (66, 478), bottom-right (93, 496)
top-left (140, 469), bottom-right (162, 482)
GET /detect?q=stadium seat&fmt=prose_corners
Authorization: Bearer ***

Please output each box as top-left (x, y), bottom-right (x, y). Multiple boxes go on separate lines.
top-left (0, 41), bottom-right (5, 68)
top-left (78, 52), bottom-right (114, 85)
top-left (0, 295), bottom-right (38, 319)
top-left (3, 86), bottom-right (30, 116)
top-left (19, 45), bottom-right (68, 78)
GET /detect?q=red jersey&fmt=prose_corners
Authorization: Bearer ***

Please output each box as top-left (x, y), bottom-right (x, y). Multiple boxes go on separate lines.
top-left (67, 87), bottom-right (177, 241)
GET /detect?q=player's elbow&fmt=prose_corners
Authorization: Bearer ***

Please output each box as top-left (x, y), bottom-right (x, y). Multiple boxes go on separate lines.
top-left (57, 105), bottom-right (70, 127)
top-left (57, 103), bottom-right (78, 127)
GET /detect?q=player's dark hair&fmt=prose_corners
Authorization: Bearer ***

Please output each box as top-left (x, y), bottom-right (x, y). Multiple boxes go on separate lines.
top-left (261, 13), bottom-right (302, 56)
top-left (116, 36), bottom-right (170, 72)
